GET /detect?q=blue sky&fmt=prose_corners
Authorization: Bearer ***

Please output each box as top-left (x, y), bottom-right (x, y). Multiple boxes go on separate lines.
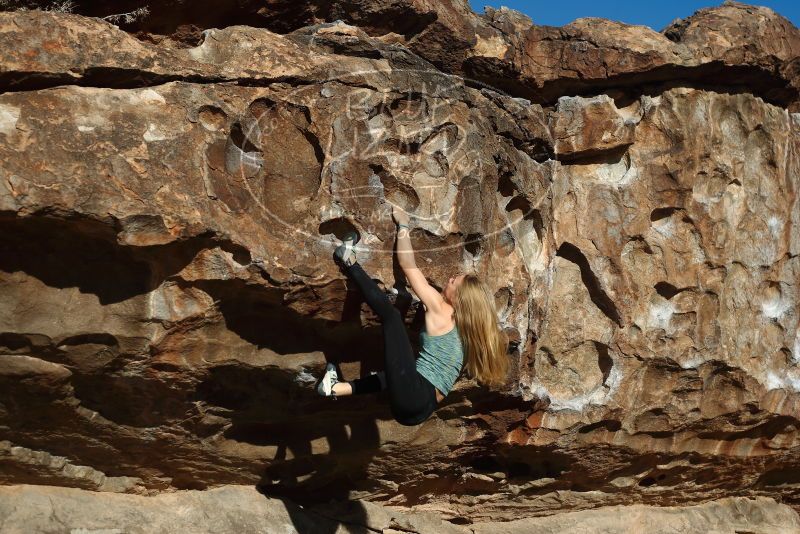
top-left (467, 1), bottom-right (800, 31)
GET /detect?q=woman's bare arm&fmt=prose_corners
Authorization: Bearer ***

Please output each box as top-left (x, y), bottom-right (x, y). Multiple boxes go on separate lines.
top-left (393, 206), bottom-right (447, 313)
top-left (395, 224), bottom-right (416, 270)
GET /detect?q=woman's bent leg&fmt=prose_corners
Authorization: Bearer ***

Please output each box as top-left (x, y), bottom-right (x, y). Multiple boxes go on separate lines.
top-left (350, 372), bottom-right (385, 395)
top-left (342, 262), bottom-right (396, 321)
top-left (381, 312), bottom-right (437, 424)
top-left (343, 262), bottom-right (436, 423)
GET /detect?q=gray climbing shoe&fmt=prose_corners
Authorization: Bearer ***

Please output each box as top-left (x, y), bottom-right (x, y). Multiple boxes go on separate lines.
top-left (333, 230), bottom-right (359, 267)
top-left (317, 362), bottom-right (340, 398)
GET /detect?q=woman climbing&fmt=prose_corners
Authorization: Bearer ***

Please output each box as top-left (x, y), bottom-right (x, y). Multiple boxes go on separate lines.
top-left (315, 205), bottom-right (510, 426)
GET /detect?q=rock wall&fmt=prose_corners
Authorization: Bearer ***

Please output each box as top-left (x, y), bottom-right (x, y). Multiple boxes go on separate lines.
top-left (0, 0), bottom-right (799, 529)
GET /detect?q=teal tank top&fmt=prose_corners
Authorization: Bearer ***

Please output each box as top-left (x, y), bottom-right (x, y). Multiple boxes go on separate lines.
top-left (415, 324), bottom-right (464, 396)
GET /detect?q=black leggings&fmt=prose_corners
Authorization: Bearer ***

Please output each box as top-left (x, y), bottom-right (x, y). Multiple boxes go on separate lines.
top-left (343, 262), bottom-right (437, 426)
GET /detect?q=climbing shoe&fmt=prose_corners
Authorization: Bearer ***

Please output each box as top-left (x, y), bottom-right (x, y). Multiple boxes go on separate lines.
top-left (316, 362), bottom-right (340, 398)
top-left (333, 230), bottom-right (360, 267)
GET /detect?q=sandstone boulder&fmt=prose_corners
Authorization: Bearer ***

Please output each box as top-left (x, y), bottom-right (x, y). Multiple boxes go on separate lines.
top-left (0, 2), bottom-right (799, 527)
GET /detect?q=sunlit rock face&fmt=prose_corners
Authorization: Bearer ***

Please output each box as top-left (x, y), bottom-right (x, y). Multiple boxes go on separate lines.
top-left (0, 1), bottom-right (799, 529)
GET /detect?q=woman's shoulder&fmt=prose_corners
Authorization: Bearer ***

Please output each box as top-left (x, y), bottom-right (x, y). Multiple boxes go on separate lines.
top-left (424, 302), bottom-right (456, 337)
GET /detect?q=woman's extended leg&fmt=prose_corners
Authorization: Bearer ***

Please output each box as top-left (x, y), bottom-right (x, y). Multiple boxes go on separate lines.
top-left (342, 261), bottom-right (436, 424)
top-left (326, 370), bottom-right (385, 396)
top-left (349, 371), bottom-right (385, 395)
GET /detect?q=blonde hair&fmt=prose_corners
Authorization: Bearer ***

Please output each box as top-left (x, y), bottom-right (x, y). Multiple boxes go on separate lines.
top-left (452, 274), bottom-right (510, 388)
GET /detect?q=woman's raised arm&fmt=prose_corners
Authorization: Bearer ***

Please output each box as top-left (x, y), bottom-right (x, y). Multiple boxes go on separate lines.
top-left (392, 206), bottom-right (447, 314)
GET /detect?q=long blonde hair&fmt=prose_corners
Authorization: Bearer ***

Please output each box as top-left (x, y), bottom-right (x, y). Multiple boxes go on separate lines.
top-left (452, 274), bottom-right (510, 388)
